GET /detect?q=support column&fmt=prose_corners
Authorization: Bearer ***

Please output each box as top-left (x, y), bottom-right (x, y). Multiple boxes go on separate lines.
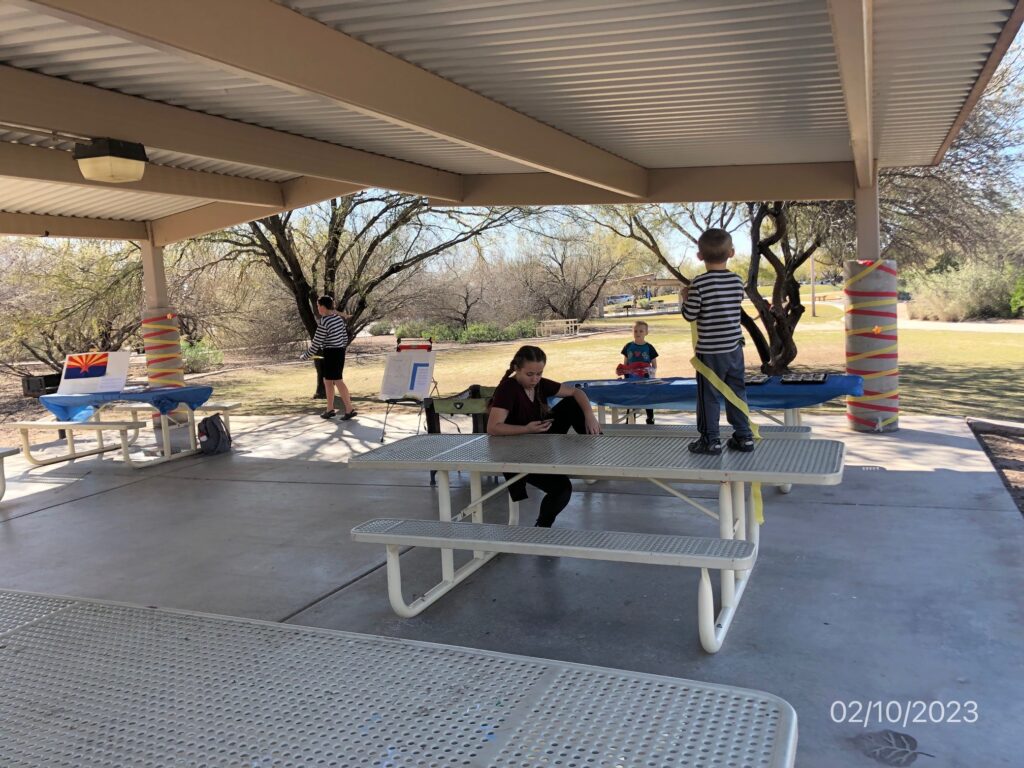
top-left (140, 240), bottom-right (185, 390)
top-left (845, 183), bottom-right (899, 432)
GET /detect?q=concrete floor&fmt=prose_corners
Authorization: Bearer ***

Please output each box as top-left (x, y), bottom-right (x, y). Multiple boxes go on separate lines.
top-left (0, 410), bottom-right (1021, 767)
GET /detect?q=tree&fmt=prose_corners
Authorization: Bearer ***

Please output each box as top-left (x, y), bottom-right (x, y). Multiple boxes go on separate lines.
top-left (519, 222), bottom-right (628, 321)
top-left (204, 191), bottom-right (525, 395)
top-left (0, 239), bottom-right (144, 374)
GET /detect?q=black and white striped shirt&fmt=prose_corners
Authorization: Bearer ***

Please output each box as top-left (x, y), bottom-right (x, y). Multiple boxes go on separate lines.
top-left (301, 313), bottom-right (349, 359)
top-left (681, 270), bottom-right (745, 354)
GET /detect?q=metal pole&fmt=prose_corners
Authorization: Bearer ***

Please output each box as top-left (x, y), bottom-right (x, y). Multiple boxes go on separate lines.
top-left (810, 255), bottom-right (817, 317)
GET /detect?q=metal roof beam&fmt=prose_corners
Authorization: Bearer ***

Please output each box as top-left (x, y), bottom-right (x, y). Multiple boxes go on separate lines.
top-left (449, 162), bottom-right (856, 206)
top-left (0, 142), bottom-right (284, 207)
top-left (150, 177), bottom-right (365, 246)
top-left (828, 0), bottom-right (875, 188)
top-left (24, 0), bottom-right (648, 199)
top-left (0, 211), bottom-right (148, 240)
top-left (0, 65), bottom-right (462, 201)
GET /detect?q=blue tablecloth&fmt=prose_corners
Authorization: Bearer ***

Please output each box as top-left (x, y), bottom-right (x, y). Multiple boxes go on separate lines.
top-left (566, 375), bottom-right (863, 411)
top-left (39, 385), bottom-right (214, 422)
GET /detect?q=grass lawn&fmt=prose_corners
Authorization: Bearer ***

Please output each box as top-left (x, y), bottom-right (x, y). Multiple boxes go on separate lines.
top-left (202, 306), bottom-right (1022, 422)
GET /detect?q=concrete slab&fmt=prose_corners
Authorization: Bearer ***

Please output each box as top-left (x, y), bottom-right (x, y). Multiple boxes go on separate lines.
top-left (0, 409), bottom-right (1020, 766)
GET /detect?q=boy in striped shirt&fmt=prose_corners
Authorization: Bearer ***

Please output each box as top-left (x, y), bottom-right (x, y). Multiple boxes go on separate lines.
top-left (680, 229), bottom-right (755, 455)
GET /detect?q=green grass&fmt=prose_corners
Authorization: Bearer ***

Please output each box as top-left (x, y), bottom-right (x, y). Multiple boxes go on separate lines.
top-left (201, 314), bottom-right (1023, 422)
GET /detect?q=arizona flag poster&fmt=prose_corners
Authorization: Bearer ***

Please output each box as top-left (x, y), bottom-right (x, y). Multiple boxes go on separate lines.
top-left (64, 353), bottom-right (109, 379)
top-left (58, 350), bottom-right (131, 394)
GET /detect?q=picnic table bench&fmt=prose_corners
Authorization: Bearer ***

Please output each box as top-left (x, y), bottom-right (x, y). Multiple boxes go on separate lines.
top-left (0, 446), bottom-right (19, 501)
top-left (0, 589), bottom-right (798, 767)
top-left (348, 433), bottom-right (845, 652)
top-left (11, 419), bottom-right (148, 467)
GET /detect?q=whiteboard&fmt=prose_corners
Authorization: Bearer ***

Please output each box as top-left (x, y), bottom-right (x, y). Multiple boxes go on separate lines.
top-left (379, 350), bottom-right (435, 401)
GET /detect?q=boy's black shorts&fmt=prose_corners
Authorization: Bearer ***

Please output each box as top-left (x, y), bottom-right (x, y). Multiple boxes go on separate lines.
top-left (320, 347), bottom-right (346, 379)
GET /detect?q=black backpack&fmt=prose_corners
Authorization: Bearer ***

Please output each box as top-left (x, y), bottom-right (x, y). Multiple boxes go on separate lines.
top-left (197, 413), bottom-right (232, 455)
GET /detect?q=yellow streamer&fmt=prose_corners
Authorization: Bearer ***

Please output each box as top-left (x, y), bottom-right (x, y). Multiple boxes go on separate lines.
top-left (689, 324), bottom-right (761, 440)
top-left (844, 258), bottom-right (885, 288)
top-left (846, 298), bottom-right (897, 311)
top-left (749, 483), bottom-right (765, 528)
top-left (845, 344), bottom-right (898, 364)
top-left (688, 321), bottom-right (765, 523)
top-left (848, 389), bottom-right (899, 402)
top-left (859, 368), bottom-right (899, 379)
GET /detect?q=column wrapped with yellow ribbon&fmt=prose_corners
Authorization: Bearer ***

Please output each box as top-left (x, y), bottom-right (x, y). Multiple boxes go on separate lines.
top-left (844, 260), bottom-right (899, 432)
top-left (141, 307), bottom-right (185, 389)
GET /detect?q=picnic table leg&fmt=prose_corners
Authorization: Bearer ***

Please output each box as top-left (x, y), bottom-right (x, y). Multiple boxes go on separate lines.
top-left (718, 483), bottom-right (735, 607)
top-left (697, 481), bottom-right (753, 653)
top-left (469, 471), bottom-right (486, 560)
top-left (159, 414), bottom-right (172, 458)
top-left (733, 482), bottom-right (753, 580)
top-left (436, 471), bottom-right (455, 582)
top-left (775, 410), bottom-right (799, 494)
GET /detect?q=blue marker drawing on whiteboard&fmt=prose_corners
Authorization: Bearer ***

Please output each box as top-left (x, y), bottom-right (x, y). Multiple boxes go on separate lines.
top-left (409, 362), bottom-right (430, 391)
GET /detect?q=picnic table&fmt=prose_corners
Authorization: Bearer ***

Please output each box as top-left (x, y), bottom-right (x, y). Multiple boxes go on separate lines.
top-left (0, 589), bottom-right (798, 767)
top-left (568, 374), bottom-right (863, 426)
top-left (348, 433), bottom-right (845, 652)
top-left (15, 385), bottom-right (214, 467)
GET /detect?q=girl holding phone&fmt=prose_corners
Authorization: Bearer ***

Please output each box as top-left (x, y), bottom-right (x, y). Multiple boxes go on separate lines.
top-left (487, 345), bottom-right (601, 527)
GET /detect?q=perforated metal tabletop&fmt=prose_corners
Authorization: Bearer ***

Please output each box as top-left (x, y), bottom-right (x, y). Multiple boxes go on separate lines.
top-left (0, 590), bottom-right (797, 767)
top-left (349, 433), bottom-right (845, 485)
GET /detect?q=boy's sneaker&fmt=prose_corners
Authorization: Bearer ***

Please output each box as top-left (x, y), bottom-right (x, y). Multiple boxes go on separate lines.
top-left (319, 410), bottom-right (337, 420)
top-left (688, 437), bottom-right (722, 455)
top-left (645, 417), bottom-right (655, 425)
top-left (727, 434), bottom-right (756, 452)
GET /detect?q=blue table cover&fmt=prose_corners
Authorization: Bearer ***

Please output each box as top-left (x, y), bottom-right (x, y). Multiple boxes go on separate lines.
top-left (565, 375), bottom-right (863, 411)
top-left (39, 385), bottom-right (214, 422)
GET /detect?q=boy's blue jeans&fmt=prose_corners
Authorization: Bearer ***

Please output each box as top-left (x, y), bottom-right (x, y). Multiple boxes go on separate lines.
top-left (695, 346), bottom-right (753, 442)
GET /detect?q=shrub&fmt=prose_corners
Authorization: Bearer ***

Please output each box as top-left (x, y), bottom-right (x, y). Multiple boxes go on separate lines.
top-left (504, 318), bottom-right (538, 339)
top-left (181, 340), bottom-right (223, 374)
top-left (1011, 275), bottom-right (1024, 317)
top-left (394, 321), bottom-right (428, 340)
top-left (367, 321), bottom-right (392, 336)
top-left (906, 262), bottom-right (1021, 321)
top-left (458, 322), bottom-right (511, 343)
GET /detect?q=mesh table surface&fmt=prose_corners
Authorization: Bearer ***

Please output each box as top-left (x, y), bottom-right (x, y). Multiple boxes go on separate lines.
top-left (349, 433), bottom-right (844, 485)
top-left (0, 590), bottom-right (796, 767)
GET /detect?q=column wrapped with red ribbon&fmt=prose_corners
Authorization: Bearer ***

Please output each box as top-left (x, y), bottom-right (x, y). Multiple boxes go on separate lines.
top-left (844, 260), bottom-right (899, 432)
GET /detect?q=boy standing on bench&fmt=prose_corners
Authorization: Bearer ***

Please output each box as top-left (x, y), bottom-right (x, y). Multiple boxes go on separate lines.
top-left (679, 229), bottom-right (755, 455)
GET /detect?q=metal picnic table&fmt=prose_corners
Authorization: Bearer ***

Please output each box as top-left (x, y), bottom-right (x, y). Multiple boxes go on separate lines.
top-left (568, 375), bottom-right (863, 427)
top-left (24, 385), bottom-right (214, 467)
top-left (0, 589), bottom-right (798, 767)
top-left (348, 433), bottom-right (845, 651)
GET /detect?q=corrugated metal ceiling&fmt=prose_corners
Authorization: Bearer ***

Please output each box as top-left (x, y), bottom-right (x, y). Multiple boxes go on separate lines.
top-left (0, 2), bottom-right (526, 176)
top-left (285, 0), bottom-right (853, 168)
top-left (873, 0), bottom-right (1016, 166)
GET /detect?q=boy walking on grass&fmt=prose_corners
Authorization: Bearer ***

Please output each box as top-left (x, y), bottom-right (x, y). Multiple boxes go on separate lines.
top-left (680, 229), bottom-right (755, 455)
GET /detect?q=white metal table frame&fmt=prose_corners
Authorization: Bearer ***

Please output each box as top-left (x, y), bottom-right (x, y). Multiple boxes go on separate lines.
top-left (15, 402), bottom-right (201, 469)
top-left (349, 433), bottom-right (845, 653)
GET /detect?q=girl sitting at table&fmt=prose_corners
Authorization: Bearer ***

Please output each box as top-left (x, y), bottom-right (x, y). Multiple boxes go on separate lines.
top-left (487, 345), bottom-right (602, 527)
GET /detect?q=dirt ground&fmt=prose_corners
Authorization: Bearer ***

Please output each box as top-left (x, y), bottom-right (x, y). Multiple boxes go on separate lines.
top-left (969, 420), bottom-right (1024, 516)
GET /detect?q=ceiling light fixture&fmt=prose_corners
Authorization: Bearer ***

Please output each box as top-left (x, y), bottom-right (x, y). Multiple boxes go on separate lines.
top-left (73, 137), bottom-right (148, 183)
